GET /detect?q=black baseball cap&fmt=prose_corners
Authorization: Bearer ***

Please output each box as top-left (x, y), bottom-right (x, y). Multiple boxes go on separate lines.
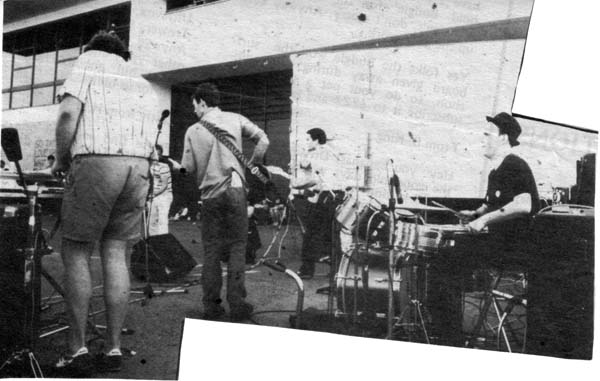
top-left (486, 112), bottom-right (521, 147)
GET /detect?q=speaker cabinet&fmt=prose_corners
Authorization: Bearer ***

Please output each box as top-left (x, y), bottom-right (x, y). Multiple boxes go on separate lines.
top-left (528, 210), bottom-right (594, 359)
top-left (131, 234), bottom-right (197, 282)
top-left (0, 204), bottom-right (41, 360)
top-left (574, 153), bottom-right (595, 206)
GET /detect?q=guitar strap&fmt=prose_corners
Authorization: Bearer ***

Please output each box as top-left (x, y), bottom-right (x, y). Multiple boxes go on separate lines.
top-left (198, 118), bottom-right (269, 184)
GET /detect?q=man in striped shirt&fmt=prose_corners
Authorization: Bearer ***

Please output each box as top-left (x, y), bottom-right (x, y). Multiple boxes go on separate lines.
top-left (51, 31), bottom-right (156, 376)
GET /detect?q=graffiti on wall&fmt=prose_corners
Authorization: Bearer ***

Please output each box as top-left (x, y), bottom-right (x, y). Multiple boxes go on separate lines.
top-left (33, 139), bottom-right (54, 170)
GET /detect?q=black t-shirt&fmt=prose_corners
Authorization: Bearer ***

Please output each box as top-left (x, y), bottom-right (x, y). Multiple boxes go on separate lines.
top-left (485, 153), bottom-right (540, 238)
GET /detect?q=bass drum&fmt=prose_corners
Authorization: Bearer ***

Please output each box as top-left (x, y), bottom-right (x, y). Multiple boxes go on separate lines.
top-left (335, 247), bottom-right (428, 317)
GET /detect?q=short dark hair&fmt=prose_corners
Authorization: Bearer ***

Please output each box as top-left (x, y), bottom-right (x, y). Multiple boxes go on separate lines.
top-left (192, 83), bottom-right (220, 107)
top-left (84, 30), bottom-right (130, 61)
top-left (307, 128), bottom-right (327, 145)
top-left (47, 154), bottom-right (55, 161)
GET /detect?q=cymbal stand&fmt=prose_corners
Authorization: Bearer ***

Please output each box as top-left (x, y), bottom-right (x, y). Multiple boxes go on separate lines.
top-left (350, 184), bottom-right (360, 323)
top-left (393, 249), bottom-right (431, 344)
top-left (385, 162), bottom-right (397, 340)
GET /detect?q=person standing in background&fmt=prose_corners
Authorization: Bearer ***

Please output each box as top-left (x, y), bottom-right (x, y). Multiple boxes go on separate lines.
top-left (290, 128), bottom-right (343, 279)
top-left (149, 145), bottom-right (173, 236)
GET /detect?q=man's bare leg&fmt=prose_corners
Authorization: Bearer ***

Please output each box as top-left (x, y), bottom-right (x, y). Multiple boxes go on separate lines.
top-left (61, 238), bottom-right (95, 354)
top-left (100, 239), bottom-right (130, 352)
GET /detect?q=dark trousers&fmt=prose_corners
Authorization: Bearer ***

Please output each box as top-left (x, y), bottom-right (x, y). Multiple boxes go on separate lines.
top-left (300, 192), bottom-right (343, 268)
top-left (200, 187), bottom-right (248, 308)
top-left (428, 231), bottom-right (531, 346)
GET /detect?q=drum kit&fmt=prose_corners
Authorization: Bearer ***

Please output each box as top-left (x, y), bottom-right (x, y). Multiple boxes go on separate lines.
top-left (333, 189), bottom-right (470, 342)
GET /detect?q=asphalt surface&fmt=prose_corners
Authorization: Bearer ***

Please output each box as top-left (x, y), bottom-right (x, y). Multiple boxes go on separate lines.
top-left (29, 216), bottom-right (525, 379)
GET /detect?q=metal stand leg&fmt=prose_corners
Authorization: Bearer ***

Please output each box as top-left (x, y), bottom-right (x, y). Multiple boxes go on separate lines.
top-left (393, 262), bottom-right (431, 344)
top-left (467, 270), bottom-right (527, 352)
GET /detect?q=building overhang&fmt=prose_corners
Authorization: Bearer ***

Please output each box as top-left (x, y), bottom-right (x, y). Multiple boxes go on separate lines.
top-left (143, 16), bottom-right (529, 85)
top-left (3, 0), bottom-right (130, 33)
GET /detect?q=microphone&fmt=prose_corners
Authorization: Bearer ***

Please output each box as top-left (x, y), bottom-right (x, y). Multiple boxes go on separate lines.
top-left (389, 160), bottom-right (403, 204)
top-left (158, 109), bottom-right (170, 130)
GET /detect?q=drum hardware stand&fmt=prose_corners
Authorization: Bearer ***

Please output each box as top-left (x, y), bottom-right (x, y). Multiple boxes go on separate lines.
top-left (260, 259), bottom-right (304, 329)
top-left (392, 252), bottom-right (431, 344)
top-left (466, 270), bottom-right (527, 352)
top-left (247, 181), bottom-right (307, 275)
top-left (385, 160), bottom-right (401, 339)
top-left (350, 171), bottom-right (361, 323)
top-left (329, 166), bottom-right (362, 318)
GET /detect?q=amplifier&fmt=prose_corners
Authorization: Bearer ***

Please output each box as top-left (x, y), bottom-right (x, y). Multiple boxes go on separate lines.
top-left (0, 204), bottom-right (42, 360)
top-left (573, 153), bottom-right (595, 206)
top-left (527, 210), bottom-right (594, 359)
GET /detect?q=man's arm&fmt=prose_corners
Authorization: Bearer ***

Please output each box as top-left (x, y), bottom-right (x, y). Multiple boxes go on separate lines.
top-left (240, 116), bottom-right (269, 164)
top-left (468, 193), bottom-right (532, 232)
top-left (459, 203), bottom-right (489, 221)
top-left (290, 170), bottom-right (318, 189)
top-left (181, 130), bottom-right (197, 176)
top-left (52, 95), bottom-right (82, 176)
top-left (167, 158), bottom-right (183, 171)
top-left (251, 130), bottom-right (269, 164)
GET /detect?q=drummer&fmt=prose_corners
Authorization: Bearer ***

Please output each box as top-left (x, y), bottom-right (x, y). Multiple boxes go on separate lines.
top-left (290, 128), bottom-right (344, 279)
top-left (459, 112), bottom-right (540, 245)
top-left (430, 112), bottom-right (540, 346)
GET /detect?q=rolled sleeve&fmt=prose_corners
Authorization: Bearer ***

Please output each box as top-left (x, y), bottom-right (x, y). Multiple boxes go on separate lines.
top-left (240, 115), bottom-right (264, 141)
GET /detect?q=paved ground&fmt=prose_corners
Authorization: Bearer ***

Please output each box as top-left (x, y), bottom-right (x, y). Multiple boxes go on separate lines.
top-left (30, 216), bottom-right (525, 379)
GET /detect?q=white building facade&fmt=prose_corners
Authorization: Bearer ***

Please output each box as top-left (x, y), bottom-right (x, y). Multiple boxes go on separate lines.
top-left (3, 0), bottom-right (534, 173)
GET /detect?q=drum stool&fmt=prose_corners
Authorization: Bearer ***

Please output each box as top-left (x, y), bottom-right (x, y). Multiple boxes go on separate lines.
top-left (466, 268), bottom-right (527, 352)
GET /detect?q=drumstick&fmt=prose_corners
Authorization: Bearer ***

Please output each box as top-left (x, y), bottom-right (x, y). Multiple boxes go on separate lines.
top-left (430, 201), bottom-right (462, 217)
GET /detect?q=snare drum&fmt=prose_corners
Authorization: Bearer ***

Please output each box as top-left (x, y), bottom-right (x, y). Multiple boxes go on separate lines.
top-left (393, 221), bottom-right (418, 252)
top-left (416, 224), bottom-right (471, 256)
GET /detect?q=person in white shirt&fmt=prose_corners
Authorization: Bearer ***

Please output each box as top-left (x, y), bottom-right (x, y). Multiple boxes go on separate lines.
top-left (149, 145), bottom-right (173, 236)
top-left (290, 128), bottom-right (343, 279)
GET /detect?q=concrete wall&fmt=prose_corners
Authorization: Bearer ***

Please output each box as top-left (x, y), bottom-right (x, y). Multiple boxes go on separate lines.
top-left (129, 0), bottom-right (533, 75)
top-left (1, 105), bottom-right (59, 170)
top-left (3, 0), bottom-right (535, 170)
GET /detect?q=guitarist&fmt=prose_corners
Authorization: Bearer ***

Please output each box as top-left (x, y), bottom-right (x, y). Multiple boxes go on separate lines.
top-left (290, 128), bottom-right (344, 279)
top-left (181, 83), bottom-right (269, 322)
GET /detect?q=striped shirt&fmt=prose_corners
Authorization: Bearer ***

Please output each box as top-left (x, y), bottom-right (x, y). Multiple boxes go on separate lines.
top-left (151, 160), bottom-right (172, 196)
top-left (58, 50), bottom-right (156, 158)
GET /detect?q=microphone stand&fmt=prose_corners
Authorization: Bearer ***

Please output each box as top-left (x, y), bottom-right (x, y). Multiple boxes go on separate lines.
top-left (386, 161), bottom-right (397, 340)
top-left (136, 111), bottom-right (189, 302)
top-left (350, 165), bottom-right (361, 323)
